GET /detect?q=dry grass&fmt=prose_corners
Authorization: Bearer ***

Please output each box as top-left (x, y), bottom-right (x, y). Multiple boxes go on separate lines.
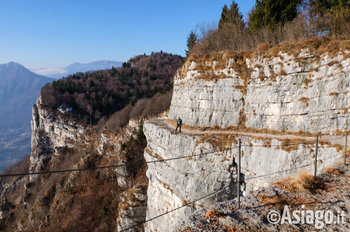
top-left (257, 37), bottom-right (350, 59)
top-left (319, 140), bottom-right (343, 152)
top-left (258, 194), bottom-right (289, 209)
top-left (325, 166), bottom-right (344, 175)
top-left (332, 128), bottom-right (346, 136)
top-left (342, 147), bottom-right (350, 158)
top-left (0, 154), bottom-right (30, 185)
top-left (327, 60), bottom-right (340, 67)
top-left (194, 134), bottom-right (238, 152)
top-left (237, 110), bottom-right (247, 128)
top-left (301, 77), bottom-right (313, 88)
top-left (273, 170), bottom-right (326, 194)
top-left (280, 138), bottom-right (312, 152)
top-left (204, 209), bottom-right (221, 220)
top-left (299, 97), bottom-right (309, 107)
top-left (263, 140), bottom-right (272, 148)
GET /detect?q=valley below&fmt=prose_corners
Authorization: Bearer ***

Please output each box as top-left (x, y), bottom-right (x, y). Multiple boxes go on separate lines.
top-left (0, 127), bottom-right (31, 172)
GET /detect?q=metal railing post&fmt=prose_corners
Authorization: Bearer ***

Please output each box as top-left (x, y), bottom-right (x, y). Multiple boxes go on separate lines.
top-left (345, 131), bottom-right (348, 165)
top-left (237, 139), bottom-right (241, 209)
top-left (314, 135), bottom-right (318, 177)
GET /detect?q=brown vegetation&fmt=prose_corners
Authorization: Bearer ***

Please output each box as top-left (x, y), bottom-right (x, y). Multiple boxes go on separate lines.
top-left (301, 77), bottom-right (312, 87)
top-left (273, 170), bottom-right (326, 194)
top-left (204, 209), bottom-right (221, 220)
top-left (325, 166), bottom-right (344, 175)
top-left (190, 3), bottom-right (350, 57)
top-left (299, 97), bottom-right (309, 107)
top-left (0, 119), bottom-right (149, 231)
top-left (258, 194), bottom-right (289, 208)
top-left (329, 92), bottom-right (339, 96)
top-left (263, 140), bottom-right (272, 148)
top-left (0, 154), bottom-right (30, 185)
top-left (194, 134), bottom-right (238, 152)
top-left (41, 52), bottom-right (183, 124)
top-left (103, 91), bottom-right (172, 133)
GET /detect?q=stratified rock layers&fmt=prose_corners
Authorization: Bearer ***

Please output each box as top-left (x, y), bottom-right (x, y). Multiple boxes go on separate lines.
top-left (145, 49), bottom-right (349, 231)
top-left (169, 51), bottom-right (350, 132)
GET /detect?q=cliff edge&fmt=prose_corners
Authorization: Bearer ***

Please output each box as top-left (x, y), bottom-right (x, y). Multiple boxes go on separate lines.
top-left (144, 40), bottom-right (350, 231)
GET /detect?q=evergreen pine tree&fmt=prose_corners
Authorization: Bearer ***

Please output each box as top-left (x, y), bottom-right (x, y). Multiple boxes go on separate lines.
top-left (185, 31), bottom-right (197, 57)
top-left (219, 1), bottom-right (245, 30)
top-left (248, 0), bottom-right (302, 31)
top-left (218, 5), bottom-right (229, 30)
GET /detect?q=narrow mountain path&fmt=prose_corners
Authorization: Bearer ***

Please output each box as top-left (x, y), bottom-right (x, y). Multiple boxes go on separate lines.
top-left (149, 118), bottom-right (346, 146)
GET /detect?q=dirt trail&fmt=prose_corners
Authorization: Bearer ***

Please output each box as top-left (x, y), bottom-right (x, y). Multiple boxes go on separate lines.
top-left (150, 119), bottom-right (346, 145)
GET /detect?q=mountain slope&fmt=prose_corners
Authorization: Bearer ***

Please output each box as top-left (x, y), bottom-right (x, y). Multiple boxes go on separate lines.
top-left (0, 62), bottom-right (52, 170)
top-left (0, 62), bottom-right (52, 128)
top-left (0, 52), bottom-right (183, 231)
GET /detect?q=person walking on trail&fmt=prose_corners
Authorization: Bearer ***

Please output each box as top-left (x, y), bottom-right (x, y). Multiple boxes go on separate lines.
top-left (176, 117), bottom-right (182, 133)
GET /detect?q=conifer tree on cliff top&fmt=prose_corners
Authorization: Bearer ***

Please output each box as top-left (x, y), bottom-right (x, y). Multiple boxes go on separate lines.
top-left (218, 1), bottom-right (245, 30)
top-left (186, 31), bottom-right (197, 57)
top-left (248, 0), bottom-right (302, 31)
top-left (310, 0), bottom-right (350, 15)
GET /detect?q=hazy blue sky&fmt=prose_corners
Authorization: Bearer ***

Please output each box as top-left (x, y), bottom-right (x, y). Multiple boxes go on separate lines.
top-left (0, 0), bottom-right (255, 69)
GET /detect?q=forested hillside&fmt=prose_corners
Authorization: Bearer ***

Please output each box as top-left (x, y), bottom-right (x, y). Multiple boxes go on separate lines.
top-left (41, 52), bottom-right (183, 124)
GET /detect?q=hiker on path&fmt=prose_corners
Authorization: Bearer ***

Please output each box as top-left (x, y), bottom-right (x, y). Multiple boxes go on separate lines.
top-left (176, 117), bottom-right (182, 133)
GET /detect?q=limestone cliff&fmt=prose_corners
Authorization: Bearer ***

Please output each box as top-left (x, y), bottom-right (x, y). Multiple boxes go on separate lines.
top-left (144, 44), bottom-right (349, 231)
top-left (30, 97), bottom-right (85, 181)
top-left (169, 49), bottom-right (350, 133)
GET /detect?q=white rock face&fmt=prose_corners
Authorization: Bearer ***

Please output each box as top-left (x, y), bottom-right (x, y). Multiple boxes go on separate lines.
top-left (30, 97), bottom-right (85, 180)
top-left (145, 49), bottom-right (349, 231)
top-left (117, 185), bottom-right (147, 232)
top-left (144, 120), bottom-right (343, 231)
top-left (169, 51), bottom-right (350, 133)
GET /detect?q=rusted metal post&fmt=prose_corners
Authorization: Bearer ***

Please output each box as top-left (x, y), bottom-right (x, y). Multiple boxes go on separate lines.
top-left (237, 139), bottom-right (241, 209)
top-left (345, 131), bottom-right (348, 165)
top-left (314, 135), bottom-right (318, 177)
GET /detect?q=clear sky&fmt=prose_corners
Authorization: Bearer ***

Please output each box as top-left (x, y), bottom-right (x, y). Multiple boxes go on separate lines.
top-left (0, 0), bottom-right (255, 69)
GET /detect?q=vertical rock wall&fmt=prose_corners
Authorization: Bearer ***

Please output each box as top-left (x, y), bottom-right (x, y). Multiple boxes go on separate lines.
top-left (30, 97), bottom-right (85, 180)
top-left (143, 120), bottom-right (342, 231)
top-left (169, 51), bottom-right (350, 133)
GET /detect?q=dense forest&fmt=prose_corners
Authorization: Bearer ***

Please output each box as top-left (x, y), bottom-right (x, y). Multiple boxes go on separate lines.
top-left (41, 52), bottom-right (183, 125)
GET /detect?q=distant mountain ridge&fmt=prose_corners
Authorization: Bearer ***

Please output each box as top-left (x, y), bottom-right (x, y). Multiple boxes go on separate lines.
top-left (0, 62), bottom-right (52, 170)
top-left (0, 62), bottom-right (51, 108)
top-left (33, 60), bottom-right (123, 79)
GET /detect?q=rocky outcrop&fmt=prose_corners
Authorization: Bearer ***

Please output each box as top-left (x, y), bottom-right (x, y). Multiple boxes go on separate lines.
top-left (169, 50), bottom-right (350, 133)
top-left (30, 97), bottom-right (85, 180)
top-left (117, 185), bottom-right (147, 232)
